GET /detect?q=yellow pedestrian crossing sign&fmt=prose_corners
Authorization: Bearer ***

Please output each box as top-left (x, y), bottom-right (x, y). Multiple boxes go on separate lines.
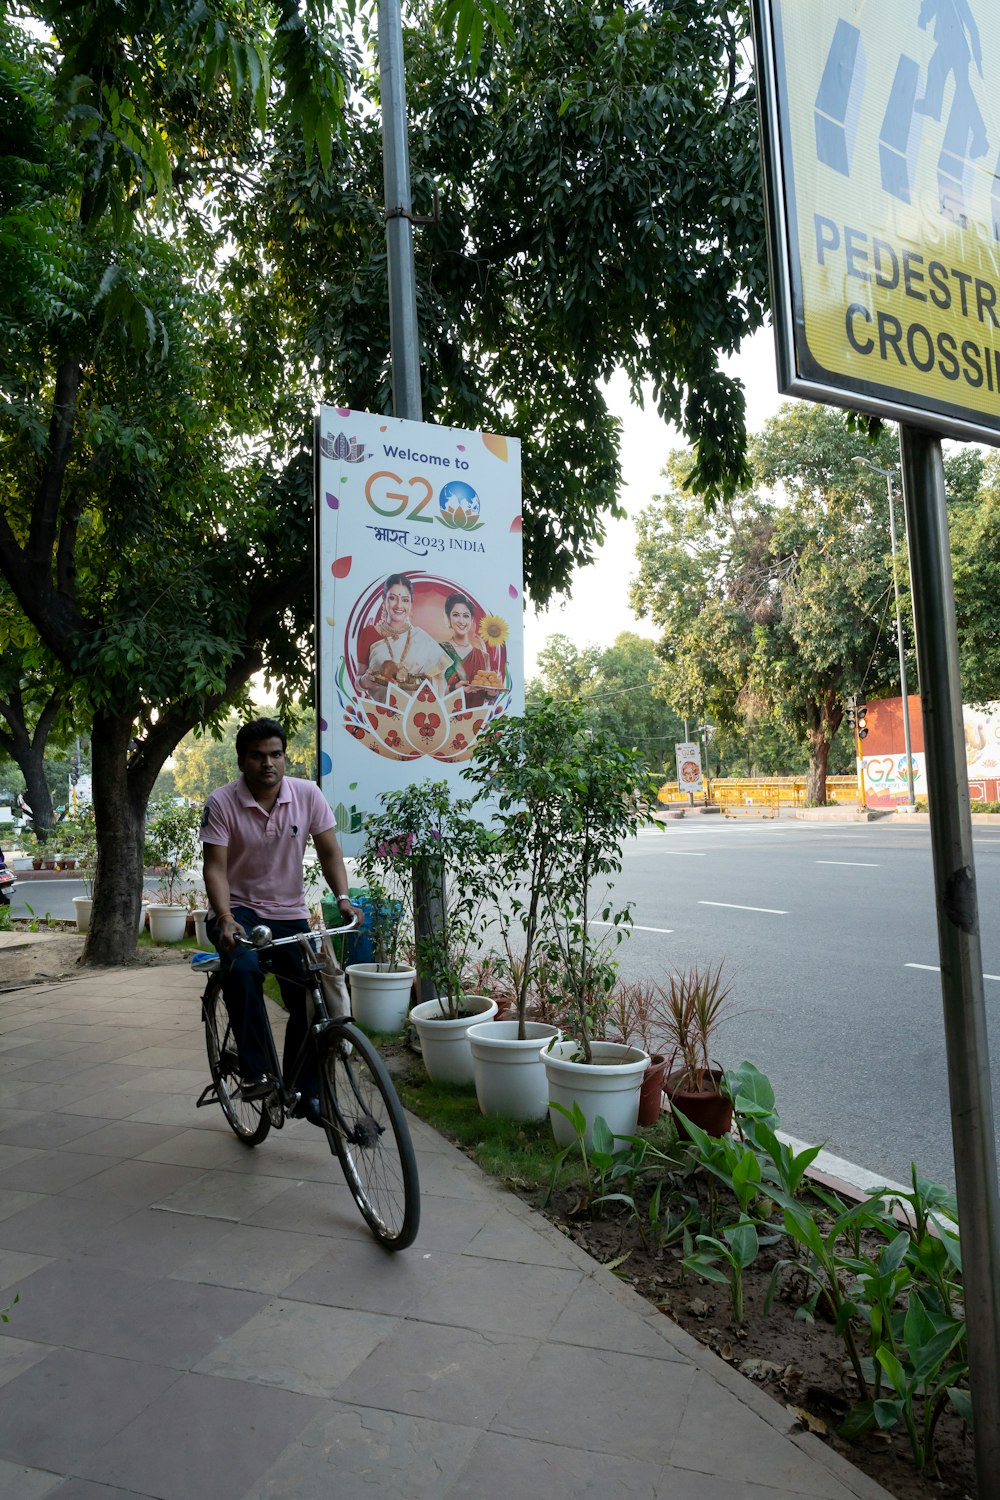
top-left (752, 0), bottom-right (1000, 442)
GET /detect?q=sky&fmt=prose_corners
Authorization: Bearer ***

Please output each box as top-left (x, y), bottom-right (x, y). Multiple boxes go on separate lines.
top-left (522, 326), bottom-right (794, 676)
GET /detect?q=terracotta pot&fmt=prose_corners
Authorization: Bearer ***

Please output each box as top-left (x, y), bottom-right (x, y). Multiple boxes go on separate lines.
top-left (637, 1052), bottom-right (668, 1126)
top-left (666, 1068), bottom-right (734, 1138)
top-left (31, 858), bottom-right (42, 870)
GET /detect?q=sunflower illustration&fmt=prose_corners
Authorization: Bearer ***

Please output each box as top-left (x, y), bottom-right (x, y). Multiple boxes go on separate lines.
top-left (478, 614), bottom-right (509, 649)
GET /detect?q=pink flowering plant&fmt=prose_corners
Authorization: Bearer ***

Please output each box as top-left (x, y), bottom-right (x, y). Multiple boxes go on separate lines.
top-left (360, 780), bottom-right (495, 1016)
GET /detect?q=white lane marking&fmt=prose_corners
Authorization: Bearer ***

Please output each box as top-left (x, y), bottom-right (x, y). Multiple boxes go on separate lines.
top-left (906, 963), bottom-right (1000, 981)
top-left (671, 851), bottom-right (707, 857)
top-left (698, 901), bottom-right (788, 915)
top-left (815, 860), bottom-right (880, 867)
top-left (589, 921), bottom-right (674, 935)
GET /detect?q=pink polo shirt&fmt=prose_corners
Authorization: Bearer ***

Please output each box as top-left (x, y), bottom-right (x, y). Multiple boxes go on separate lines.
top-left (200, 775), bottom-right (336, 920)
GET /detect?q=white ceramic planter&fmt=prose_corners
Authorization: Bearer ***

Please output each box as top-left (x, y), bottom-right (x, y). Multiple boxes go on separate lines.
top-left (542, 1040), bottom-right (650, 1149)
top-left (347, 963), bottom-right (416, 1033)
top-left (409, 994), bottom-right (499, 1085)
top-left (74, 897), bottom-right (147, 935)
top-left (468, 1019), bottom-right (562, 1121)
top-left (146, 903), bottom-right (187, 943)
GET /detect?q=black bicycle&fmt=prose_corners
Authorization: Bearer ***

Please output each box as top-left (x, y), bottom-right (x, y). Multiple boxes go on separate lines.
top-left (194, 921), bottom-right (419, 1250)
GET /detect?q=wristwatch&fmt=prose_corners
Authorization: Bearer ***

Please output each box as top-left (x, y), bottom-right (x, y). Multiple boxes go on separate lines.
top-left (336, 893), bottom-right (353, 907)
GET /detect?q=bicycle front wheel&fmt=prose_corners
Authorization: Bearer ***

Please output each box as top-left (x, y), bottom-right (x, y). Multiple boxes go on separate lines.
top-left (319, 1023), bottom-right (420, 1250)
top-left (203, 982), bottom-right (271, 1146)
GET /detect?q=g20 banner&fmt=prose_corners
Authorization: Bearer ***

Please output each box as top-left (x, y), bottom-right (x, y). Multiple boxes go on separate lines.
top-left (752, 0), bottom-right (1000, 443)
top-left (315, 406), bottom-right (524, 847)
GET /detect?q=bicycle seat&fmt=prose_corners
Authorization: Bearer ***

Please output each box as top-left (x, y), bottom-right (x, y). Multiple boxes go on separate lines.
top-left (191, 951), bottom-right (221, 974)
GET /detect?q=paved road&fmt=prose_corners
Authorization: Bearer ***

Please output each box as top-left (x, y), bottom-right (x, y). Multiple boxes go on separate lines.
top-left (6, 878), bottom-right (204, 924)
top-left (9, 821), bottom-right (999, 1188)
top-left (612, 816), bottom-right (1000, 1191)
top-left (7, 878), bottom-right (83, 923)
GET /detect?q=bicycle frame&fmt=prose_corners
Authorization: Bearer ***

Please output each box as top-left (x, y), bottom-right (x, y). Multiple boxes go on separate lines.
top-left (195, 914), bottom-right (420, 1248)
top-left (236, 920), bottom-right (359, 1130)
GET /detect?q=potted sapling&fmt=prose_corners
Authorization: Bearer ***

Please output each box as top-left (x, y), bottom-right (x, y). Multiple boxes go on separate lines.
top-left (533, 715), bottom-right (651, 1148)
top-left (662, 962), bottom-right (736, 1137)
top-left (345, 842), bottom-right (416, 1032)
top-left (368, 781), bottom-right (497, 1082)
top-left (461, 703), bottom-right (573, 1119)
top-left (144, 800), bottom-right (201, 942)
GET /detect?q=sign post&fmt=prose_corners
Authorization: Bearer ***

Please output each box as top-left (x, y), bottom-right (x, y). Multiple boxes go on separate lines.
top-left (674, 742), bottom-right (703, 800)
top-left (751, 2), bottom-right (1000, 1478)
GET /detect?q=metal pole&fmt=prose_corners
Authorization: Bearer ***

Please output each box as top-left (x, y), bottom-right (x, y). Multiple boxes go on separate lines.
top-left (853, 455), bottom-right (917, 810)
top-left (885, 471), bottom-right (916, 811)
top-left (898, 423), bottom-right (1000, 1490)
top-left (378, 0), bottom-right (422, 421)
top-left (853, 721), bottom-right (867, 811)
top-left (378, 0), bottom-right (439, 995)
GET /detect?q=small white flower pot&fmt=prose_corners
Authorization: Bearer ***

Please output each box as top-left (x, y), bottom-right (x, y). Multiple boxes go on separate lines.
top-left (541, 1040), bottom-right (650, 1149)
top-left (146, 903), bottom-right (187, 943)
top-left (347, 963), bottom-right (416, 1033)
top-left (409, 994), bottom-right (499, 1085)
top-left (468, 1019), bottom-right (562, 1120)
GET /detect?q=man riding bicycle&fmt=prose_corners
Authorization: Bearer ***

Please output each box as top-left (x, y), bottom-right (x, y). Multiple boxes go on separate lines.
top-left (201, 716), bottom-right (355, 1123)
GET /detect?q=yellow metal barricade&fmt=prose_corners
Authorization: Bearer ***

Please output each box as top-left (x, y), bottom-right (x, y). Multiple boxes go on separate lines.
top-left (656, 775), bottom-right (859, 815)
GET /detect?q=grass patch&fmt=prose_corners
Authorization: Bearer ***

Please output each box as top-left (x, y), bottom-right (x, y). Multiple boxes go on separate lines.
top-left (395, 1069), bottom-right (582, 1195)
top-left (391, 1058), bottom-right (680, 1201)
top-left (138, 930), bottom-right (200, 952)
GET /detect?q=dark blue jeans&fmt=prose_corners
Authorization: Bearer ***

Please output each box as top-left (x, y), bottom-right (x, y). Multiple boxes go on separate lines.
top-left (207, 907), bottom-right (318, 1096)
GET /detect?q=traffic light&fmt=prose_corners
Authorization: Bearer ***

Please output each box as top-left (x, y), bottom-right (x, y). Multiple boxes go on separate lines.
top-left (857, 698), bottom-right (868, 740)
top-left (845, 695), bottom-right (856, 733)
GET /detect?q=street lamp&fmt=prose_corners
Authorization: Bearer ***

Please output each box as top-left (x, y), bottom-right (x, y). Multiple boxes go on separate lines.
top-left (698, 722), bottom-right (716, 805)
top-left (853, 456), bottom-right (917, 811)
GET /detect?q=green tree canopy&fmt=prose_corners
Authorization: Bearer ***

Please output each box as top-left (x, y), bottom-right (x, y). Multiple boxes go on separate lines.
top-left (0, 0), bottom-right (769, 962)
top-left (629, 405), bottom-right (954, 803)
top-left (222, 0), bottom-right (768, 596)
top-left (528, 631), bottom-right (685, 768)
top-left (944, 451), bottom-right (1000, 707)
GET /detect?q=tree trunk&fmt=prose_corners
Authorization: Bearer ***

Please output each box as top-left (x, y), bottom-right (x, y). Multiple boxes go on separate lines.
top-left (0, 690), bottom-right (61, 837)
top-left (84, 709), bottom-right (152, 966)
top-left (805, 728), bottom-right (830, 806)
top-left (21, 756), bottom-right (56, 839)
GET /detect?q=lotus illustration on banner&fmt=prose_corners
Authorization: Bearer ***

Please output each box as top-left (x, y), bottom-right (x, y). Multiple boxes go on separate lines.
top-left (335, 663), bottom-right (506, 762)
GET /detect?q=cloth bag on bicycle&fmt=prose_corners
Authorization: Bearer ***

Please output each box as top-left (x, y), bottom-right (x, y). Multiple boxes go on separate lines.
top-left (301, 933), bottom-right (351, 1020)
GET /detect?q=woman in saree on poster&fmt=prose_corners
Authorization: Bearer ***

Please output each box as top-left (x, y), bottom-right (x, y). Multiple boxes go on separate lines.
top-left (439, 593), bottom-right (504, 708)
top-left (357, 574), bottom-right (449, 705)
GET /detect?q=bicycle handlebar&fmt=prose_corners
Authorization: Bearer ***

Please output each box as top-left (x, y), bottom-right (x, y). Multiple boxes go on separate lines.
top-left (236, 916), bottom-right (361, 951)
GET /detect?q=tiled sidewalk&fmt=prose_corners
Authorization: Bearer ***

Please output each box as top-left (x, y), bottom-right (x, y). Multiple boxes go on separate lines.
top-left (0, 961), bottom-right (890, 1500)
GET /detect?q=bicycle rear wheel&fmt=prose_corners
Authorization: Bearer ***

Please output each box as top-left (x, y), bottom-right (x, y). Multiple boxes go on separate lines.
top-left (319, 1022), bottom-right (420, 1249)
top-left (203, 981), bottom-right (271, 1146)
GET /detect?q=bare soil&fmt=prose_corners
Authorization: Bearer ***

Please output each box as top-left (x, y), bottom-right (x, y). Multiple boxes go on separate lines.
top-left (0, 920), bottom-right (190, 991)
top-left (542, 1182), bottom-right (976, 1500)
